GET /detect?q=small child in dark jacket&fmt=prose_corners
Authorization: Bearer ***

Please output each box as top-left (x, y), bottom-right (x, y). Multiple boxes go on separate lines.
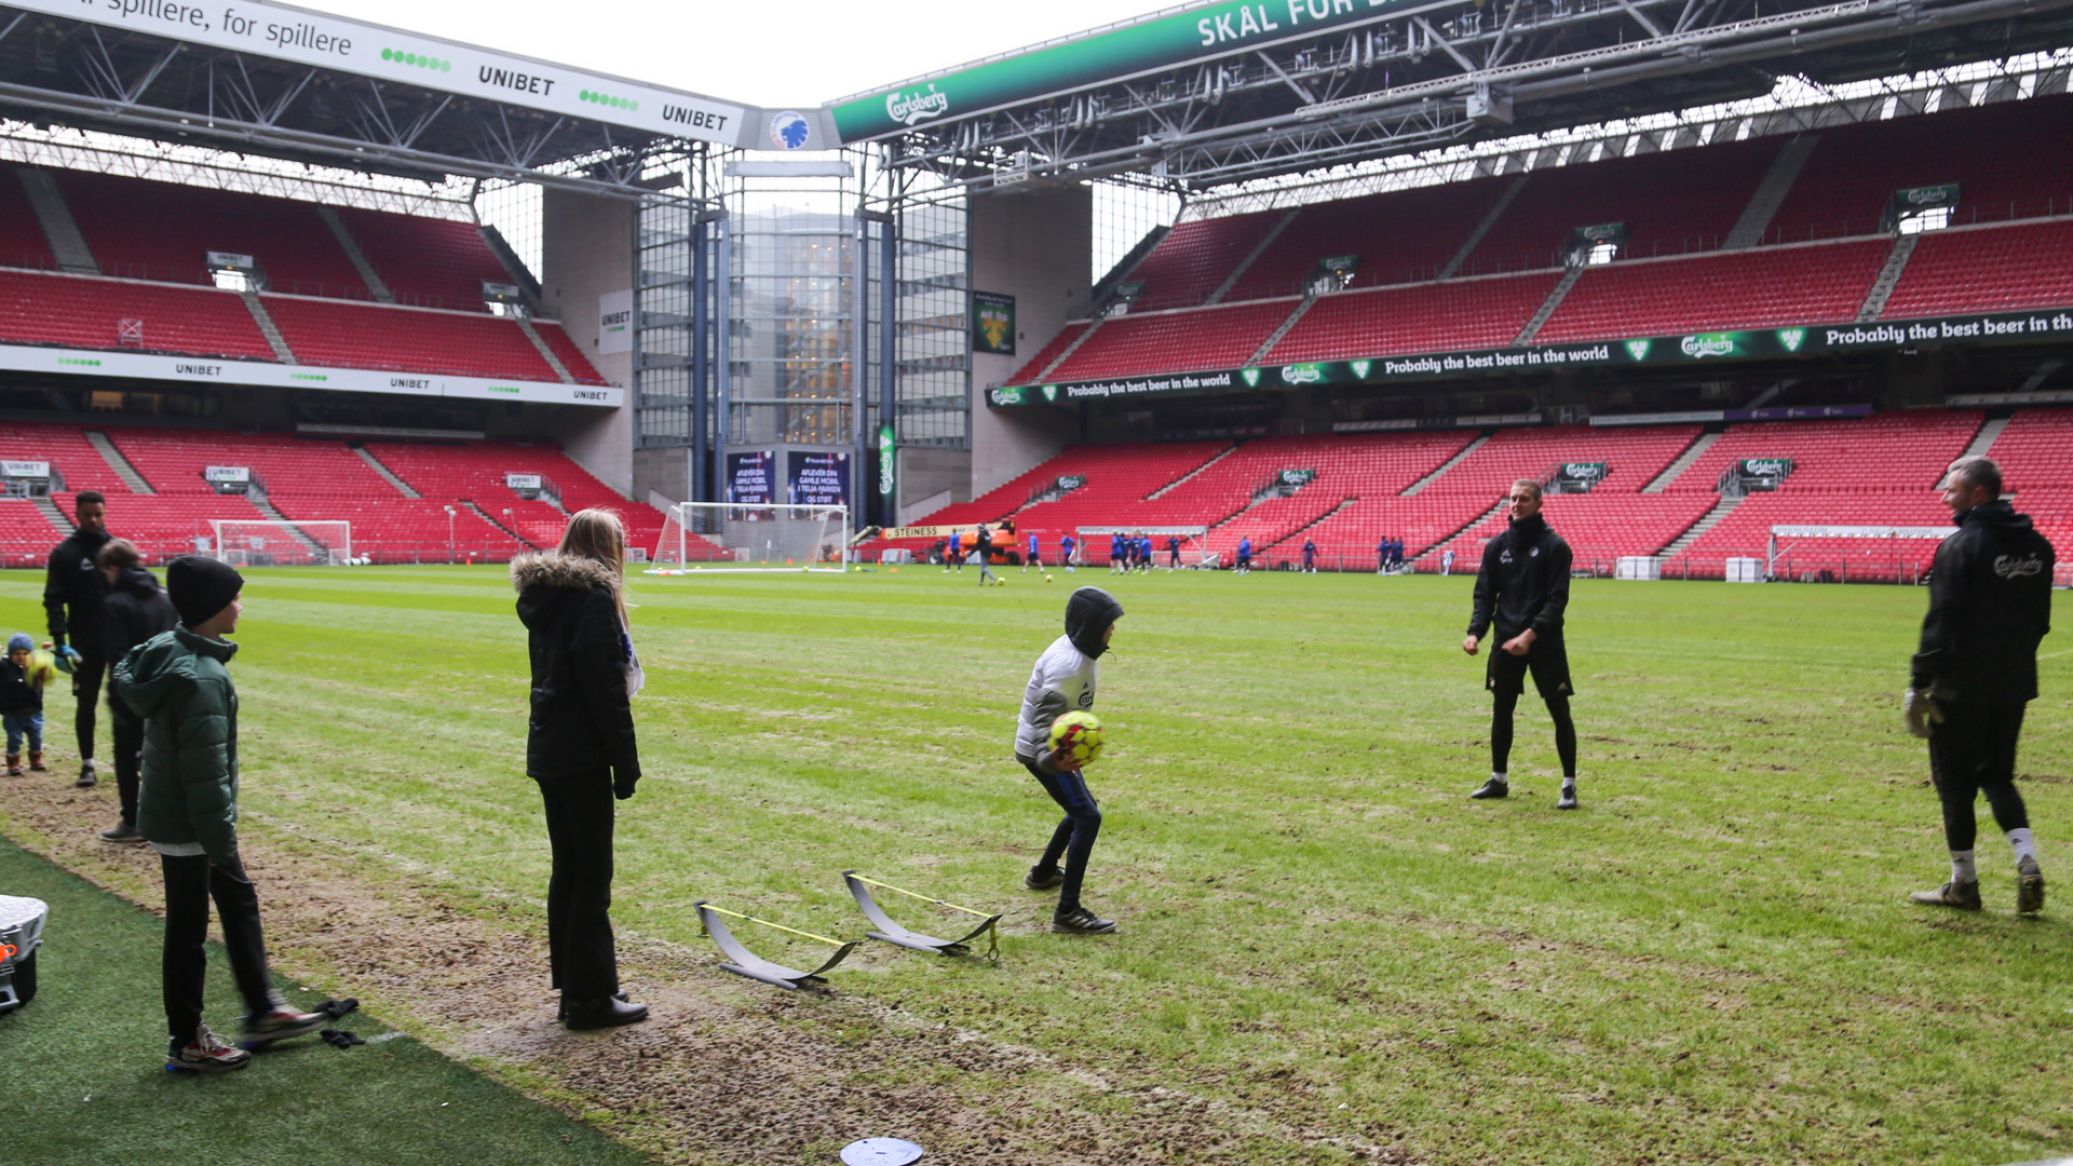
top-left (117, 557), bottom-right (327, 1072)
top-left (97, 539), bottom-right (178, 843)
top-left (3, 632), bottom-right (49, 776)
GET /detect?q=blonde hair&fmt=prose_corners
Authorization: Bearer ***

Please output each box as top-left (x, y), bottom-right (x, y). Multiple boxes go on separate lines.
top-left (1510, 478), bottom-right (1544, 501)
top-left (559, 508), bottom-right (630, 625)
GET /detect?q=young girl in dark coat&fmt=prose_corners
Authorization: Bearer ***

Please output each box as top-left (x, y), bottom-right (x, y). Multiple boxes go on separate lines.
top-left (511, 509), bottom-right (647, 1029)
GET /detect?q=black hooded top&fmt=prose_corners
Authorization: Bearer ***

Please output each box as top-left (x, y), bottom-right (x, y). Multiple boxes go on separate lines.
top-left (1065, 586), bottom-right (1124, 659)
top-left (101, 565), bottom-right (179, 684)
top-left (1468, 513), bottom-right (1573, 643)
top-left (43, 525), bottom-right (111, 650)
top-left (1911, 499), bottom-right (2054, 702)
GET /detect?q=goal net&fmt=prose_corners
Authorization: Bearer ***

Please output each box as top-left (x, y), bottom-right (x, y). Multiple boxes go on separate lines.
top-left (649, 502), bottom-right (850, 573)
top-left (209, 520), bottom-right (353, 566)
top-left (1766, 523), bottom-right (1951, 582)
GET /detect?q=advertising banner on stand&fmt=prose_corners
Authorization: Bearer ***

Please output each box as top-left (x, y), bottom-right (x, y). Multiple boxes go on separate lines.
top-left (989, 307), bottom-right (2073, 406)
top-left (973, 292), bottom-right (1017, 355)
top-left (787, 451), bottom-right (851, 508)
top-left (726, 450), bottom-right (776, 506)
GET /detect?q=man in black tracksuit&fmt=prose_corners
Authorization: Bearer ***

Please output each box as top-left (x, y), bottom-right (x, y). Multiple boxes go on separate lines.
top-left (97, 538), bottom-right (178, 843)
top-left (1905, 456), bottom-right (2052, 915)
top-left (1463, 479), bottom-right (1579, 809)
top-left (43, 490), bottom-right (112, 788)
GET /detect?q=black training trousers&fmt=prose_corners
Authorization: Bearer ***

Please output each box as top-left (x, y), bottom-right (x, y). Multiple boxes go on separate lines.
top-left (1022, 755), bottom-right (1102, 914)
top-left (1927, 701), bottom-right (2030, 852)
top-left (161, 854), bottom-right (275, 1045)
top-left (110, 692), bottom-right (144, 826)
top-left (71, 651), bottom-right (105, 761)
top-left (535, 771), bottom-right (621, 1002)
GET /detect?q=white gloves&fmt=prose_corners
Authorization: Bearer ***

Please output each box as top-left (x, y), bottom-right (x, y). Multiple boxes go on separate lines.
top-left (1903, 688), bottom-right (1944, 739)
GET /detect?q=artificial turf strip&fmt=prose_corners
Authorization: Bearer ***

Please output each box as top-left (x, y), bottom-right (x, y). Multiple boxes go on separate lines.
top-left (0, 840), bottom-right (654, 1166)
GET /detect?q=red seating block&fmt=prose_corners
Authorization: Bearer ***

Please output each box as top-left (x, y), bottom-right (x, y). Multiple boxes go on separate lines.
top-left (0, 270), bottom-right (273, 361)
top-left (1536, 242), bottom-right (1888, 343)
top-left (262, 297), bottom-right (559, 381)
top-left (1880, 221), bottom-right (2073, 320)
top-left (334, 210), bottom-right (509, 312)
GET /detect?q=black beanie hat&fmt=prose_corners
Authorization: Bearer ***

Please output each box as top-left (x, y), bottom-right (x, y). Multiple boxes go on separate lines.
top-left (167, 556), bottom-right (244, 629)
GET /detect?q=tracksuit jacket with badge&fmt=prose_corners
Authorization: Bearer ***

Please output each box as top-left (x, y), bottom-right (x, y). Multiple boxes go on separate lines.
top-left (1015, 588), bottom-right (1124, 760)
top-left (42, 527), bottom-right (111, 653)
top-left (1910, 500), bottom-right (2054, 704)
top-left (1468, 514), bottom-right (1573, 643)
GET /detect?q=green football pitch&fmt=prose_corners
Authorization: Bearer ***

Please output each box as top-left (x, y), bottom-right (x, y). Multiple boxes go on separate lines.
top-left (1, 565), bottom-right (2067, 1165)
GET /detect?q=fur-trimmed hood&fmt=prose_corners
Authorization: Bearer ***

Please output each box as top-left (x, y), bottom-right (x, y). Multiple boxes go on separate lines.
top-left (511, 552), bottom-right (620, 594)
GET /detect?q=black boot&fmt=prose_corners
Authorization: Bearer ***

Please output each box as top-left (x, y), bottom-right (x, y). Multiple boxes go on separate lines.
top-left (562, 994), bottom-right (646, 1030)
top-left (555, 989), bottom-right (630, 1022)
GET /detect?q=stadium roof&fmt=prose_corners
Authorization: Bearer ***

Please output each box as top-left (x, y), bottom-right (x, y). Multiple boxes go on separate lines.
top-left (0, 0), bottom-right (824, 196)
top-left (832, 0), bottom-right (2073, 191)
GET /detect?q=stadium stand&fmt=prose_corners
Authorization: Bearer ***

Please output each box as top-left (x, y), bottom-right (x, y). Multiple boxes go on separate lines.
top-left (1678, 490), bottom-right (1958, 582)
top-left (1005, 322), bottom-right (1089, 384)
top-left (1443, 492), bottom-right (1721, 570)
top-left (1666, 410), bottom-right (1983, 494)
top-left (1124, 211), bottom-right (1284, 311)
top-left (1220, 175), bottom-right (1518, 300)
top-left (1460, 137), bottom-right (1781, 272)
top-left (1265, 273), bottom-right (1558, 363)
top-left (260, 296), bottom-right (561, 381)
top-left (0, 270), bottom-right (274, 360)
top-left (0, 168), bottom-right (57, 269)
top-left (0, 499), bottom-right (60, 568)
top-left (333, 208), bottom-right (511, 312)
top-left (103, 428), bottom-right (392, 498)
top-left (1763, 95), bottom-right (2073, 242)
top-left (52, 169), bottom-right (369, 295)
top-left (1046, 300), bottom-right (1297, 383)
top-left (1420, 423), bottom-right (1704, 498)
top-left (1878, 219), bottom-right (2073, 319)
top-left (532, 321), bottom-right (609, 385)
top-left (0, 421), bottom-right (132, 495)
top-left (1535, 241), bottom-right (1890, 342)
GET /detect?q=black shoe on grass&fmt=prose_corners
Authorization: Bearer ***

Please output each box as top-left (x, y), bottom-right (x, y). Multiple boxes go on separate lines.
top-left (1023, 865), bottom-right (1064, 891)
top-left (2017, 856), bottom-right (2045, 915)
top-left (1050, 906), bottom-right (1118, 935)
top-left (1469, 777), bottom-right (1509, 800)
top-left (1909, 880), bottom-right (1982, 911)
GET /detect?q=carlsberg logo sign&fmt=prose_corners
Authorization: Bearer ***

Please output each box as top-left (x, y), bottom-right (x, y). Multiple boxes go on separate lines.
top-left (1681, 333), bottom-right (1736, 358)
top-left (1280, 363), bottom-right (1325, 385)
top-left (887, 84), bottom-right (949, 126)
top-left (1744, 459), bottom-right (1790, 477)
top-left (1564, 463), bottom-right (1604, 479)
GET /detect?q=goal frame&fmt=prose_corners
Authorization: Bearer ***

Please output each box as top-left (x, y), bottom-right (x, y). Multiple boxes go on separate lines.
top-left (1766, 523), bottom-right (1951, 579)
top-left (209, 519), bottom-right (353, 566)
top-left (648, 501), bottom-right (852, 574)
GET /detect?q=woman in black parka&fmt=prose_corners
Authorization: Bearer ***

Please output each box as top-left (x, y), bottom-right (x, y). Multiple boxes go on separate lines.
top-left (512, 509), bottom-right (647, 1029)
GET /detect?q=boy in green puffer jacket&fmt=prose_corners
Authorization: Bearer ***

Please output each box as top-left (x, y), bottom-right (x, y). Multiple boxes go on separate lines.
top-left (117, 557), bottom-right (326, 1073)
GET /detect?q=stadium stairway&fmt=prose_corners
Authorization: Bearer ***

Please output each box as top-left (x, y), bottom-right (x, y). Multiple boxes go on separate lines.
top-left (1249, 297), bottom-right (1316, 363)
top-left (1962, 415), bottom-right (2011, 460)
top-left (240, 292), bottom-right (298, 363)
top-left (316, 205), bottom-right (393, 302)
top-left (353, 446), bottom-right (421, 497)
top-left (1147, 444), bottom-right (1239, 498)
top-left (85, 431), bottom-right (154, 494)
top-left (16, 167), bottom-right (98, 274)
top-left (1402, 435), bottom-right (1489, 495)
top-left (249, 494), bottom-right (326, 558)
top-left (1440, 176), bottom-right (1528, 279)
top-left (1037, 319), bottom-right (1104, 382)
top-left (514, 317), bottom-right (576, 383)
top-left (466, 500), bottom-right (536, 549)
top-left (1514, 268), bottom-right (1584, 346)
top-left (1206, 211), bottom-right (1298, 305)
top-left (1856, 235), bottom-right (1919, 321)
top-left (1643, 431), bottom-right (1725, 492)
top-left (1660, 495), bottom-right (1744, 557)
top-left (1414, 498), bottom-right (1507, 567)
top-left (1722, 136), bottom-right (1821, 249)
top-left (32, 495), bottom-right (71, 534)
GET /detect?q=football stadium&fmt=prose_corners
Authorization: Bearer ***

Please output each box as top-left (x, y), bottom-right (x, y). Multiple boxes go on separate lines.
top-left (0, 0), bottom-right (2069, 1162)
